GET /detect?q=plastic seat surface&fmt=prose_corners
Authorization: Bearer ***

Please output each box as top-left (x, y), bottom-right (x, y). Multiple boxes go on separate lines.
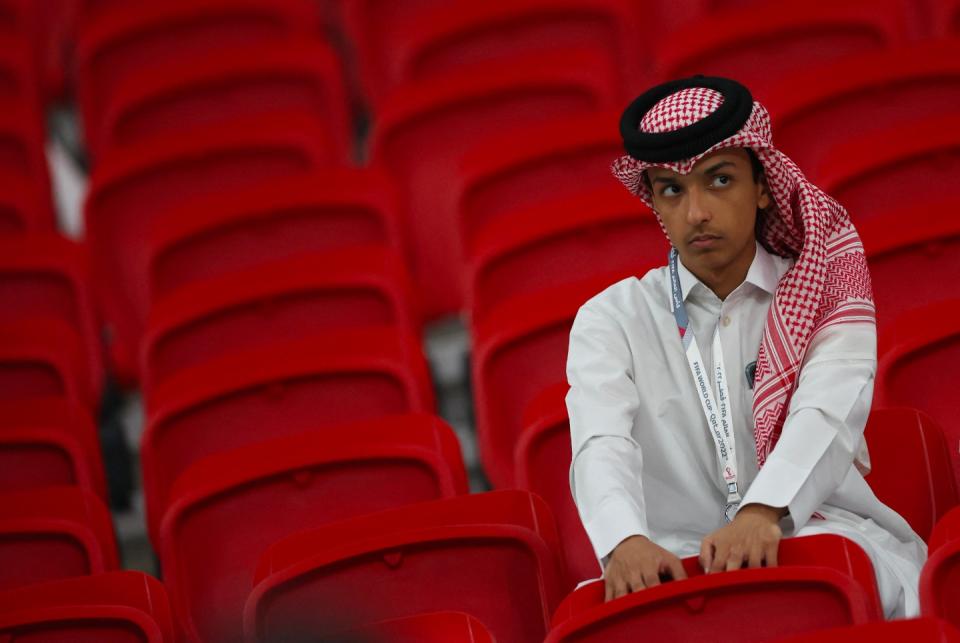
top-left (381, 0), bottom-right (644, 101)
top-left (933, 0), bottom-right (960, 37)
top-left (772, 617), bottom-right (960, 642)
top-left (818, 115), bottom-right (960, 222)
top-left (876, 299), bottom-right (960, 486)
top-left (0, 170), bottom-right (55, 234)
top-left (921, 507), bottom-right (960, 629)
top-left (548, 534), bottom-right (882, 642)
top-left (455, 110), bottom-right (623, 257)
top-left (98, 39), bottom-right (351, 162)
top-left (0, 398), bottom-right (108, 500)
top-left (0, 105), bottom-right (50, 199)
top-left (143, 246), bottom-right (419, 388)
top-left (144, 169), bottom-right (407, 302)
top-left (467, 185), bottom-right (663, 325)
top-left (0, 486), bottom-right (118, 592)
top-left (158, 413), bottom-right (467, 643)
top-left (369, 49), bottom-right (618, 319)
top-left (75, 0), bottom-right (321, 148)
top-left (85, 113), bottom-right (336, 384)
top-left (473, 274), bottom-right (627, 487)
top-left (0, 571), bottom-right (175, 643)
top-left (0, 234), bottom-right (104, 397)
top-left (141, 327), bottom-right (435, 540)
top-left (0, 318), bottom-right (92, 408)
top-left (243, 490), bottom-right (567, 643)
top-left (654, 0), bottom-right (908, 94)
top-left (764, 39), bottom-right (960, 174)
top-left (337, 611), bottom-right (495, 643)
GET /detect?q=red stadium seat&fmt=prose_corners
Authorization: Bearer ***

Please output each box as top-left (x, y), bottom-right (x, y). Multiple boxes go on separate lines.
top-left (0, 107), bottom-right (50, 200)
top-left (157, 413), bottom-right (468, 643)
top-left (144, 170), bottom-right (407, 303)
top-left (654, 0), bottom-right (909, 92)
top-left (473, 273), bottom-right (626, 487)
top-left (876, 299), bottom-right (960, 486)
top-left (863, 408), bottom-right (959, 543)
top-left (96, 40), bottom-right (352, 162)
top-left (467, 185), bottom-right (663, 325)
top-left (858, 200), bottom-right (960, 330)
top-left (515, 382), bottom-right (598, 588)
top-left (764, 39), bottom-right (960, 173)
top-left (369, 49), bottom-right (618, 319)
top-left (0, 318), bottom-right (94, 408)
top-left (921, 508), bottom-right (960, 629)
top-left (455, 110), bottom-right (623, 257)
top-left (547, 534), bottom-right (883, 642)
top-left (85, 113), bottom-right (337, 385)
top-left (0, 398), bottom-right (108, 501)
top-left (0, 571), bottom-right (176, 643)
top-left (337, 611), bottom-right (495, 643)
top-left (0, 235), bottom-right (104, 398)
top-left (817, 115), bottom-right (960, 223)
top-left (243, 490), bottom-right (567, 643)
top-left (0, 171), bottom-right (54, 234)
top-left (141, 327), bottom-right (435, 540)
top-left (75, 0), bottom-right (322, 147)
top-left (143, 246), bottom-right (419, 389)
top-left (0, 487), bottom-right (119, 592)
top-left (933, 0), bottom-right (960, 38)
top-left (381, 0), bottom-right (645, 102)
top-left (774, 617), bottom-right (960, 643)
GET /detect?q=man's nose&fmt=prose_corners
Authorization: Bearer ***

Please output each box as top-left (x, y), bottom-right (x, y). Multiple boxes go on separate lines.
top-left (685, 185), bottom-right (712, 225)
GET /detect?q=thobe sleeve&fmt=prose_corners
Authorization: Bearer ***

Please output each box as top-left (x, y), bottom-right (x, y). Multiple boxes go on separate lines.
top-left (739, 320), bottom-right (876, 530)
top-left (566, 303), bottom-right (649, 564)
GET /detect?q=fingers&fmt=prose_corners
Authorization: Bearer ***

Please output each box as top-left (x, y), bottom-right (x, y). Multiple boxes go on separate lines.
top-left (666, 556), bottom-right (688, 581)
top-left (765, 540), bottom-right (779, 568)
top-left (640, 566), bottom-right (661, 589)
top-left (709, 543), bottom-right (730, 574)
top-left (724, 547), bottom-right (745, 572)
top-left (699, 537), bottom-right (713, 573)
top-left (747, 544), bottom-right (765, 569)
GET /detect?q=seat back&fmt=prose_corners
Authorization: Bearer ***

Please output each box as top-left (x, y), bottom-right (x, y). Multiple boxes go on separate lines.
top-left (243, 490), bottom-right (567, 643)
top-left (337, 611), bottom-right (496, 643)
top-left (369, 50), bottom-right (618, 318)
top-left (141, 327), bottom-right (434, 540)
top-left (158, 414), bottom-right (467, 643)
top-left (920, 508), bottom-right (960, 630)
top-left (0, 318), bottom-right (91, 407)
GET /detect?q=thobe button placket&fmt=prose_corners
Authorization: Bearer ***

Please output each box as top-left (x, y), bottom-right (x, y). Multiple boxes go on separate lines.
top-left (722, 315), bottom-right (732, 327)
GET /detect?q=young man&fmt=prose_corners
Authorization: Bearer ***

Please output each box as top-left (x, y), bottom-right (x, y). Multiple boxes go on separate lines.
top-left (566, 76), bottom-right (925, 617)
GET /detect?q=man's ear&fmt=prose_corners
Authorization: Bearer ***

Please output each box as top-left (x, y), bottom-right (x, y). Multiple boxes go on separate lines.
top-left (756, 175), bottom-right (772, 210)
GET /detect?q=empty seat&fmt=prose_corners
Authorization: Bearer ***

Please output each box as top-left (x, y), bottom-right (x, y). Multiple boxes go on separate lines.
top-left (764, 39), bottom-right (960, 173)
top-left (473, 274), bottom-right (625, 487)
top-left (0, 106), bottom-right (50, 200)
top-left (0, 486), bottom-right (118, 592)
top-left (243, 490), bottom-right (567, 643)
top-left (85, 113), bottom-right (336, 384)
top-left (0, 571), bottom-right (176, 642)
top-left (141, 327), bottom-right (435, 540)
top-left (817, 114), bottom-right (960, 222)
top-left (858, 199), bottom-right (960, 329)
top-left (515, 382), bottom-right (597, 588)
top-left (547, 534), bottom-right (882, 642)
top-left (0, 398), bottom-right (108, 501)
top-left (467, 185), bottom-right (662, 325)
top-left (143, 246), bottom-right (419, 389)
top-left (337, 611), bottom-right (495, 643)
top-left (157, 414), bottom-right (467, 643)
top-left (0, 318), bottom-right (93, 408)
top-left (381, 0), bottom-right (644, 102)
top-left (876, 299), bottom-right (960, 485)
top-left (921, 507), bottom-right (960, 629)
top-left (455, 110), bottom-right (623, 257)
top-left (75, 0), bottom-right (322, 146)
top-left (933, 0), bottom-right (960, 37)
top-left (369, 49), bottom-right (618, 318)
top-left (654, 0), bottom-right (908, 93)
top-left (144, 170), bottom-right (407, 303)
top-left (96, 39), bottom-right (352, 162)
top-left (0, 235), bottom-right (104, 397)
top-left (751, 618), bottom-right (960, 643)
top-left (0, 171), bottom-right (55, 234)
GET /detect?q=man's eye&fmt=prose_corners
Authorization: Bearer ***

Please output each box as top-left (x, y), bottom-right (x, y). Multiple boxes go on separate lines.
top-left (661, 185), bottom-right (681, 197)
top-left (711, 175), bottom-right (731, 187)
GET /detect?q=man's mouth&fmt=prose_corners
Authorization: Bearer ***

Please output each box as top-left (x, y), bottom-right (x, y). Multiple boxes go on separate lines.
top-left (689, 234), bottom-right (721, 248)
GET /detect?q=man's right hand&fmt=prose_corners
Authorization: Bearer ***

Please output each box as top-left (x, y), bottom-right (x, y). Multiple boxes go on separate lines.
top-left (603, 535), bottom-right (688, 601)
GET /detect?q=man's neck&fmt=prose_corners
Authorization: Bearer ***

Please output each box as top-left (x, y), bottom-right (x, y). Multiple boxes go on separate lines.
top-left (686, 243), bottom-right (757, 301)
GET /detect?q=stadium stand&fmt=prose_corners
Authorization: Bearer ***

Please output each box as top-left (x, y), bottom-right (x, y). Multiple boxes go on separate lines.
top-left (0, 486), bottom-right (118, 592)
top-left (0, 571), bottom-right (176, 643)
top-left (547, 534), bottom-right (883, 642)
top-left (775, 617), bottom-right (960, 642)
top-left (921, 507), bottom-right (960, 629)
top-left (243, 490), bottom-right (566, 643)
top-left (157, 414), bottom-right (467, 643)
top-left (336, 611), bottom-right (496, 643)
top-left (0, 172), bottom-right (55, 233)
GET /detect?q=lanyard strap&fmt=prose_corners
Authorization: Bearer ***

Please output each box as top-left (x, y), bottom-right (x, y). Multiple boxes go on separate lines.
top-left (669, 249), bottom-right (742, 515)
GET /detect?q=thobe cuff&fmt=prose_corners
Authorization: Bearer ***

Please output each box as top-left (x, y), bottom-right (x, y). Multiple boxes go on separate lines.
top-left (583, 495), bottom-right (649, 567)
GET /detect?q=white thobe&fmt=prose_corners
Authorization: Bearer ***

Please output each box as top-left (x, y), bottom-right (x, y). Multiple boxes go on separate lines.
top-left (566, 242), bottom-right (926, 617)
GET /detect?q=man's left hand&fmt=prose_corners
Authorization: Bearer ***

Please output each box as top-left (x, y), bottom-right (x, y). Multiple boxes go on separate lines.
top-left (699, 503), bottom-right (785, 573)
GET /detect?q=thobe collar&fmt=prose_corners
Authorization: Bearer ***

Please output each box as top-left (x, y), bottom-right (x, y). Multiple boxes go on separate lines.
top-left (676, 241), bottom-right (780, 303)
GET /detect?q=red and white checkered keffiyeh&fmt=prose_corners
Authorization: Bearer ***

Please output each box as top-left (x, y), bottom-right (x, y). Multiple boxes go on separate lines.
top-left (612, 87), bottom-right (875, 466)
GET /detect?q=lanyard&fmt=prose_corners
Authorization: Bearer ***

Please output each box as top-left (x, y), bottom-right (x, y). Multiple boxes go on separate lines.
top-left (669, 248), bottom-right (742, 522)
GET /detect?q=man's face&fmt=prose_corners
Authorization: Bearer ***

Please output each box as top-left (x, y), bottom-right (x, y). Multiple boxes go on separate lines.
top-left (647, 148), bottom-right (771, 278)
